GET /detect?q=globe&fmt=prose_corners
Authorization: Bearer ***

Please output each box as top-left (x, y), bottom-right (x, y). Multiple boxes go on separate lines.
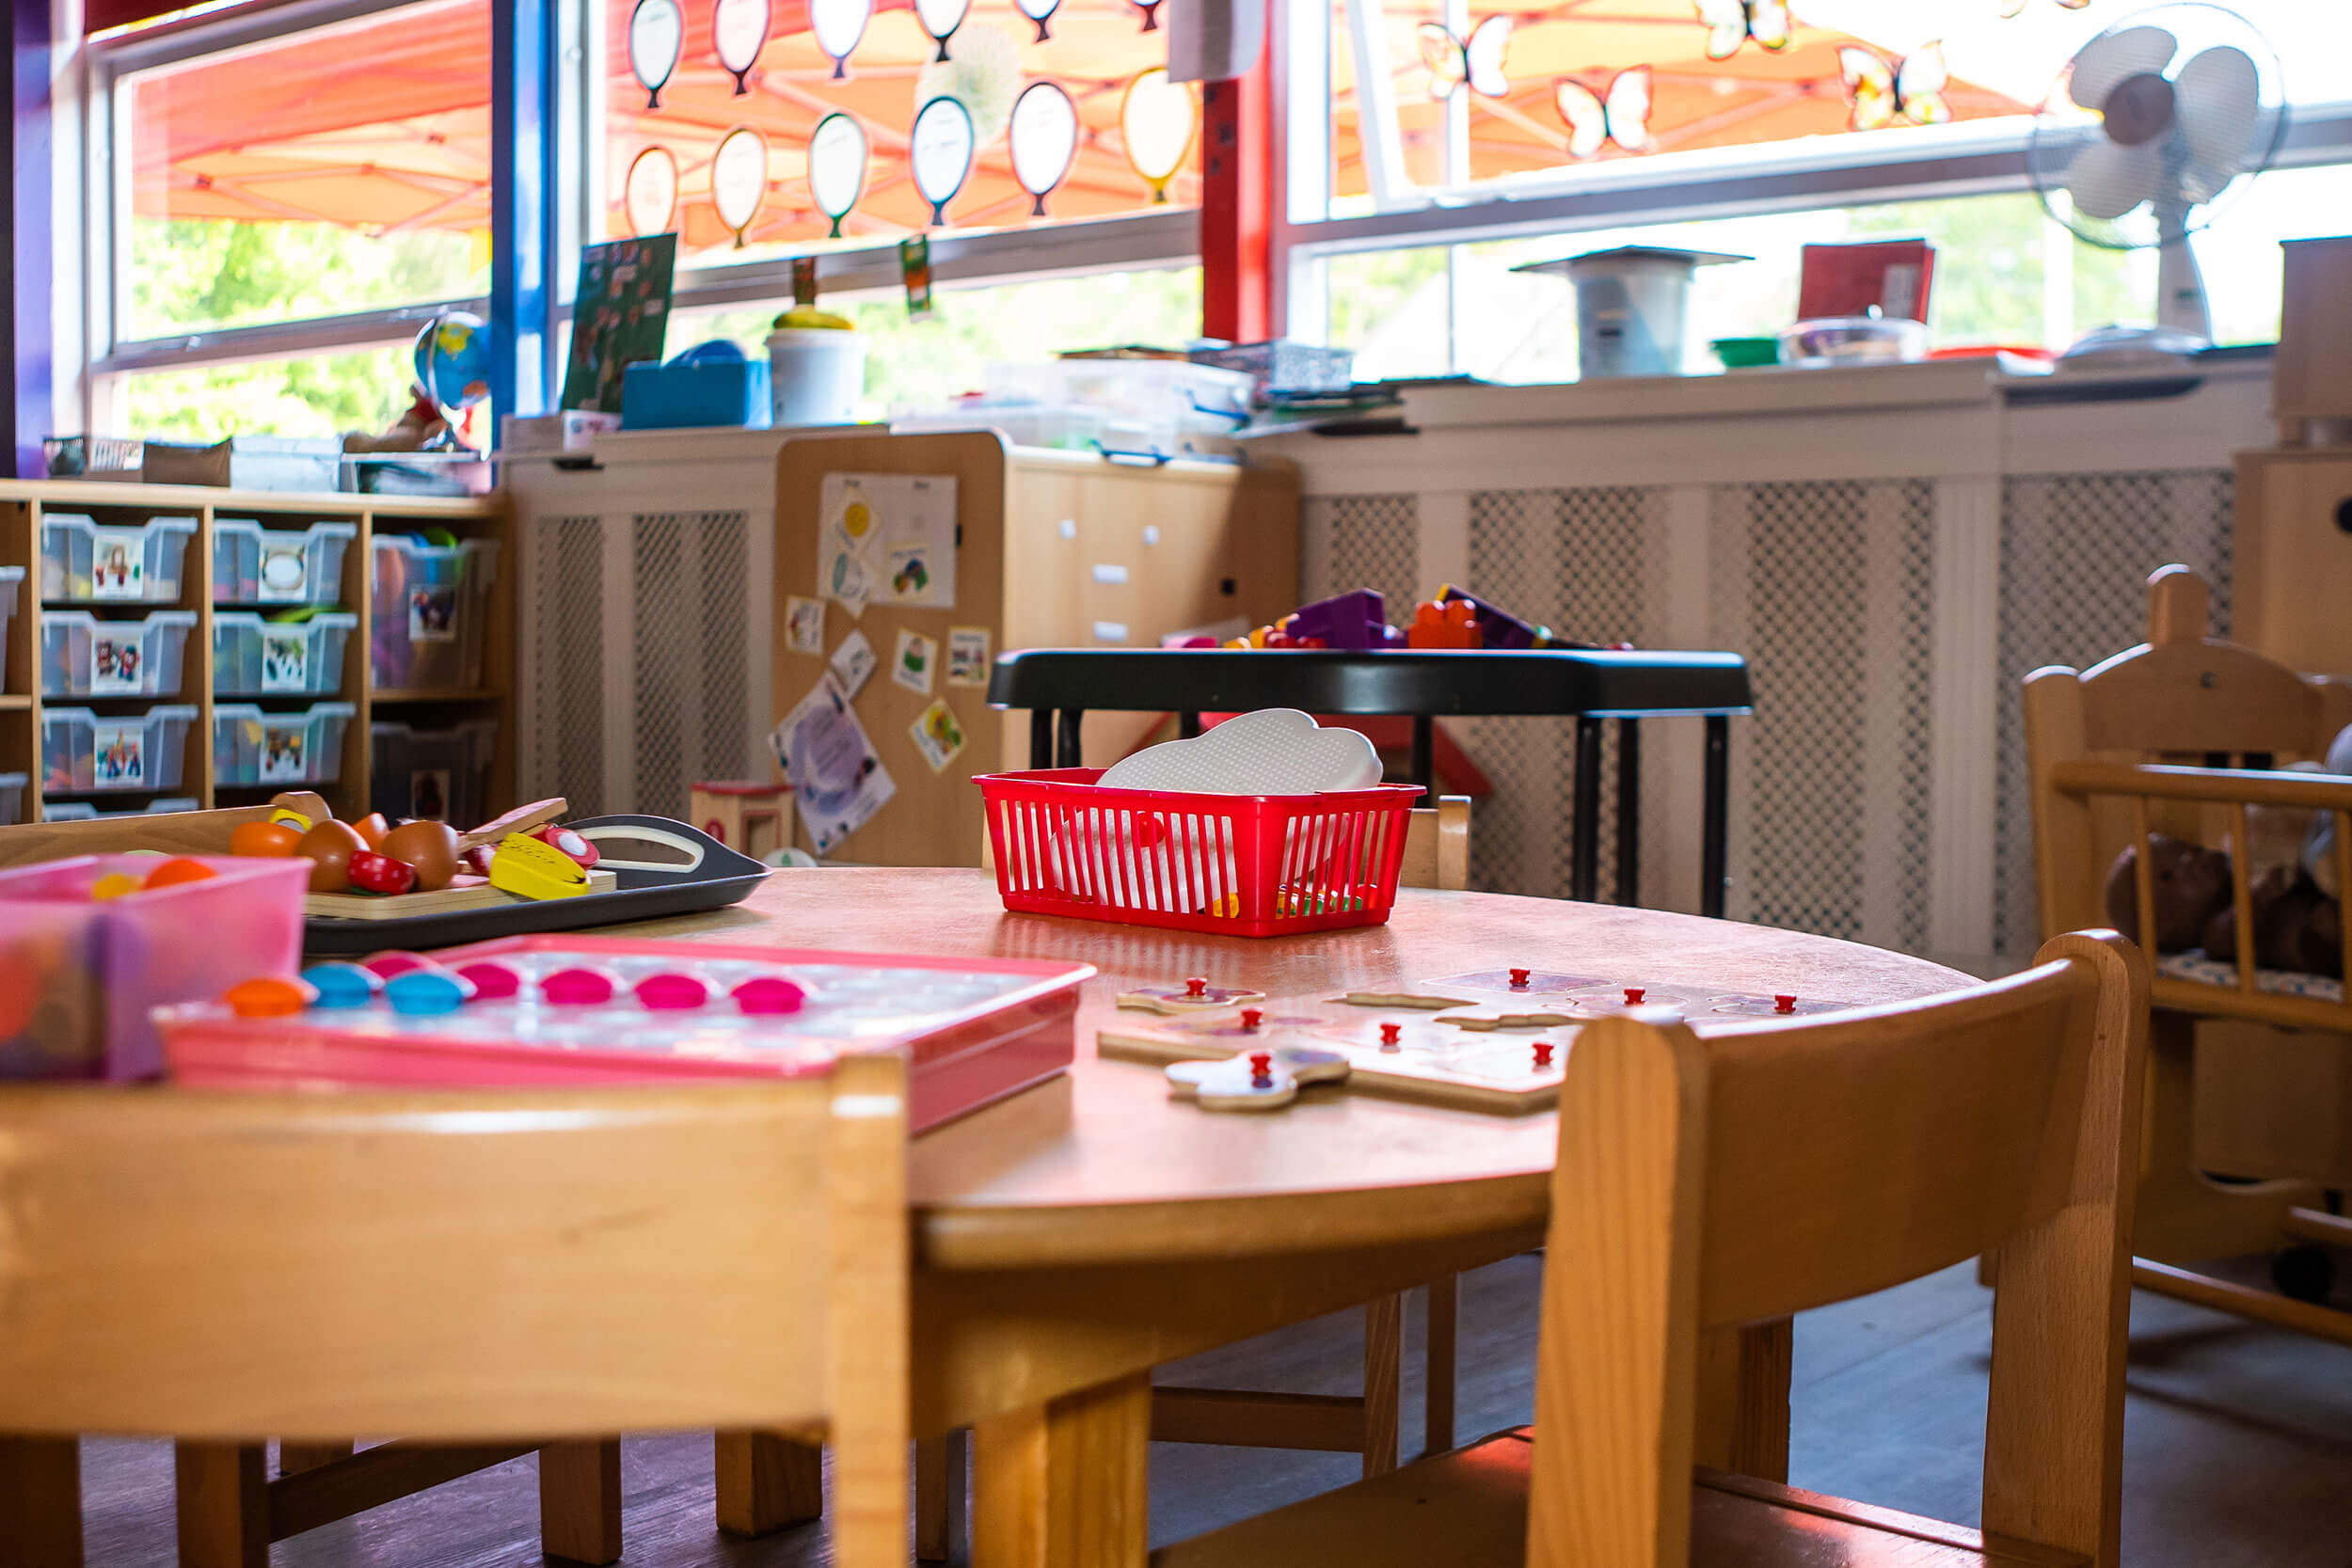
top-left (412, 310), bottom-right (496, 422)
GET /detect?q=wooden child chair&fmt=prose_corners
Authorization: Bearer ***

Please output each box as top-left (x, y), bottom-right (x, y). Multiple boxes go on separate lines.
top-left (1154, 930), bottom-right (2148, 1568)
top-left (2026, 564), bottom-right (2352, 1344)
top-left (0, 1065), bottom-right (910, 1568)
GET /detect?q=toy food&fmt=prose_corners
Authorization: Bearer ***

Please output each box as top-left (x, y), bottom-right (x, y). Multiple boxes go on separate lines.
top-left (349, 812), bottom-right (391, 849)
top-left (533, 823), bottom-right (599, 869)
top-left (90, 872), bottom-right (139, 902)
top-left (230, 819), bottom-right (304, 858)
top-left (346, 849), bottom-right (418, 896)
top-left (296, 819), bottom-right (368, 894)
top-left (379, 819), bottom-right (461, 893)
top-left (488, 832), bottom-right (590, 900)
top-left (143, 857), bottom-right (219, 891)
top-left (268, 806), bottom-right (316, 832)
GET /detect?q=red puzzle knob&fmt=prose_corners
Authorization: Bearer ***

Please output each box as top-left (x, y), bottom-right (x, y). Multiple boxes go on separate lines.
top-left (1534, 1039), bottom-right (1556, 1068)
top-left (1774, 994), bottom-right (1797, 1014)
top-left (1509, 967), bottom-right (1531, 988)
top-left (1185, 975), bottom-right (1209, 998)
top-left (1623, 988), bottom-right (1645, 1006)
top-left (1240, 1007), bottom-right (1263, 1031)
top-left (1248, 1052), bottom-right (1274, 1086)
top-left (1377, 1022), bottom-right (1403, 1049)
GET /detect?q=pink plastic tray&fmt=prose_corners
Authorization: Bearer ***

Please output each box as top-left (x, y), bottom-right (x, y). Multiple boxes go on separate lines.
top-left (158, 934), bottom-right (1093, 1134)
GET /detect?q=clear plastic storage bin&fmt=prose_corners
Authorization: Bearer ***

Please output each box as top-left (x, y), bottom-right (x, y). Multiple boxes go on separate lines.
top-left (213, 701), bottom-right (356, 786)
top-left (370, 718), bottom-right (499, 826)
top-left (40, 797), bottom-right (199, 822)
top-left (0, 771), bottom-right (24, 826)
top-left (988, 359), bottom-right (1255, 424)
top-left (42, 705), bottom-right (199, 794)
top-left (41, 610), bottom-right (197, 698)
top-left (370, 536), bottom-right (499, 690)
top-left (0, 566), bottom-right (22, 691)
top-left (40, 514), bottom-right (198, 604)
top-left (214, 611), bottom-right (357, 696)
top-left (212, 519), bottom-right (356, 606)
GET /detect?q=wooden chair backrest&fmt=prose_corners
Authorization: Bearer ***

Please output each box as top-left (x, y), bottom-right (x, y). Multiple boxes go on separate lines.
top-left (2026, 565), bottom-right (2352, 939)
top-left (1528, 931), bottom-right (2145, 1568)
top-left (0, 1064), bottom-right (909, 1561)
top-left (1400, 796), bottom-right (1471, 891)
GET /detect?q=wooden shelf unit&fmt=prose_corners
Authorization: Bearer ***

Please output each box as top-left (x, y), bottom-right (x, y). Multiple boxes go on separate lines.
top-left (0, 481), bottom-right (514, 827)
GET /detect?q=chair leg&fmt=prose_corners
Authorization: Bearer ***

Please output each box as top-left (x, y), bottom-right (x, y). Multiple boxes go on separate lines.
top-left (1362, 1293), bottom-right (1403, 1478)
top-left (538, 1439), bottom-right (623, 1565)
top-left (173, 1443), bottom-right (267, 1568)
top-left (972, 1372), bottom-right (1151, 1568)
top-left (0, 1436), bottom-right (85, 1568)
top-left (1693, 1321), bottom-right (1793, 1483)
top-left (714, 1432), bottom-right (823, 1537)
top-left (915, 1431), bottom-right (968, 1562)
top-left (1424, 1275), bottom-right (1458, 1455)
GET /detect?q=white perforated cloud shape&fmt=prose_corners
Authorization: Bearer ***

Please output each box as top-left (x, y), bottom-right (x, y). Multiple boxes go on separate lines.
top-left (1098, 708), bottom-right (1384, 796)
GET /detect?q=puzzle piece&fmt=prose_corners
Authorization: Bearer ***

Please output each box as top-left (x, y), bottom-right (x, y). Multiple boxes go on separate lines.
top-left (1167, 1053), bottom-right (1299, 1111)
top-left (1117, 976), bottom-right (1271, 1014)
top-left (1421, 970), bottom-right (1601, 999)
top-left (1331, 991), bottom-right (1475, 1009)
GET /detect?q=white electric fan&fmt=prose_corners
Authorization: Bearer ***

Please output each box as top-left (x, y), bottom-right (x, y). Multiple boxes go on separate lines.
top-left (2026, 3), bottom-right (2288, 360)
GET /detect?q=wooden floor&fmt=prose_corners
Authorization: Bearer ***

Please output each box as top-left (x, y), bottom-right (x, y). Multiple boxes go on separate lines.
top-left (70, 1258), bottom-right (2352, 1566)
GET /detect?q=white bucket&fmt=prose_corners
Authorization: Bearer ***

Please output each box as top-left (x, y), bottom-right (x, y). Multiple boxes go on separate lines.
top-left (767, 329), bottom-right (867, 427)
top-left (1515, 246), bottom-right (1749, 380)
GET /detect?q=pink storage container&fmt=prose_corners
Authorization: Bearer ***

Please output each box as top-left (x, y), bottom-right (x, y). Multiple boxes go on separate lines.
top-left (0, 855), bottom-right (308, 1080)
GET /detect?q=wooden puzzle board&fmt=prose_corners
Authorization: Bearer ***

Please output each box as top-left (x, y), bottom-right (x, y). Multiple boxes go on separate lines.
top-left (1098, 973), bottom-right (1856, 1116)
top-left (304, 869), bottom-right (617, 921)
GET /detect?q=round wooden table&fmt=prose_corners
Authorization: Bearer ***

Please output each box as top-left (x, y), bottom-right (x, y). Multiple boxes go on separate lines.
top-left (628, 868), bottom-right (1973, 1566)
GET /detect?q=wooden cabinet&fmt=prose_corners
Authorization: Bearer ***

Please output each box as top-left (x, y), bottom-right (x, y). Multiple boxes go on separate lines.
top-left (773, 432), bottom-right (1298, 867)
top-left (2233, 447), bottom-right (2352, 676)
top-left (0, 481), bottom-right (514, 827)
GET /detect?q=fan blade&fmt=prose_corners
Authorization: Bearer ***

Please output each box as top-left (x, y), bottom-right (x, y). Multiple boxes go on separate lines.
top-left (2070, 25), bottom-right (2177, 114)
top-left (2178, 159), bottom-right (2240, 206)
top-left (2176, 44), bottom-right (2262, 173)
top-left (2067, 137), bottom-right (2160, 220)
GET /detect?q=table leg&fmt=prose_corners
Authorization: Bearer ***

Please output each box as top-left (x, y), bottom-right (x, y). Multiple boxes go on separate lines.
top-left (1409, 716), bottom-right (1435, 798)
top-left (1362, 1294), bottom-right (1402, 1478)
top-left (1701, 715), bottom-right (1731, 919)
top-left (916, 1431), bottom-right (969, 1562)
top-left (1029, 710), bottom-right (1054, 769)
top-left (714, 1433), bottom-right (823, 1537)
top-left (1056, 710), bottom-right (1086, 770)
top-left (1693, 1320), bottom-right (1792, 1482)
top-left (1178, 711), bottom-right (1201, 740)
top-left (972, 1371), bottom-right (1151, 1568)
top-left (173, 1442), bottom-right (268, 1568)
top-left (0, 1436), bottom-right (83, 1568)
top-left (1614, 719), bottom-right (1642, 908)
top-left (1570, 717), bottom-right (1603, 903)
top-left (1424, 1275), bottom-right (1458, 1456)
top-left (538, 1440), bottom-right (623, 1565)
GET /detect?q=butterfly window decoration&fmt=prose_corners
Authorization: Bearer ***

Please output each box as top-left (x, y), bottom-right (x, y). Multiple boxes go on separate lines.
top-left (1554, 66), bottom-right (1652, 159)
top-left (1694, 0), bottom-right (1792, 61)
top-left (2000, 0), bottom-right (2090, 15)
top-left (1416, 16), bottom-right (1512, 102)
top-left (1838, 42), bottom-right (1950, 131)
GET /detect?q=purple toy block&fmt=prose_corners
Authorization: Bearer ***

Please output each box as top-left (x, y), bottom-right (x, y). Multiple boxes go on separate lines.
top-left (1281, 589), bottom-right (1392, 651)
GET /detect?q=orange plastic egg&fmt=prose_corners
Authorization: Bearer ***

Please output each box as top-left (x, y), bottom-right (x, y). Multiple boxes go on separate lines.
top-left (349, 813), bottom-right (391, 849)
top-left (230, 820), bottom-right (305, 858)
top-left (224, 975), bottom-right (313, 1018)
top-left (142, 857), bottom-right (220, 890)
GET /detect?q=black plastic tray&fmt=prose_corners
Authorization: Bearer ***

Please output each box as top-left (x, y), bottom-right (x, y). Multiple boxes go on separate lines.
top-left (301, 814), bottom-right (769, 957)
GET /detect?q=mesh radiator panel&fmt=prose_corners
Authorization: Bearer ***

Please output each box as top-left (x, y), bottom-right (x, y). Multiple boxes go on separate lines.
top-left (526, 515), bottom-right (607, 818)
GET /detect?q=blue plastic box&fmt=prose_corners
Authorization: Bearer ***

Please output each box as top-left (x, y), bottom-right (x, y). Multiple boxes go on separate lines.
top-left (622, 357), bottom-right (772, 430)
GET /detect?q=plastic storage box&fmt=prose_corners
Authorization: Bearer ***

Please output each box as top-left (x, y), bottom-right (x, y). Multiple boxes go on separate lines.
top-left (42, 705), bottom-right (199, 794)
top-left (212, 519), bottom-right (356, 606)
top-left (0, 854), bottom-right (308, 1080)
top-left (40, 514), bottom-right (198, 604)
top-left (370, 718), bottom-right (498, 826)
top-left (214, 611), bottom-right (357, 696)
top-left (990, 359), bottom-right (1254, 423)
top-left (0, 566), bottom-right (21, 690)
top-left (40, 797), bottom-right (199, 822)
top-left (623, 355), bottom-right (772, 430)
top-left (0, 771), bottom-right (23, 826)
top-left (41, 610), bottom-right (197, 698)
top-left (371, 536), bottom-right (499, 690)
top-left (214, 701), bottom-right (357, 787)
top-left (976, 768), bottom-right (1421, 937)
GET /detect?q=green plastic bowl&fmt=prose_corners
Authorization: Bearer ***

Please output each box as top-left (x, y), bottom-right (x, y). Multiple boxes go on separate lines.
top-left (1711, 336), bottom-right (1780, 369)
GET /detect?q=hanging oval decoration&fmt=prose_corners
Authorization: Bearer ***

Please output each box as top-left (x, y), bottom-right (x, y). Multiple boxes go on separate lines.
top-left (914, 0), bottom-right (969, 62)
top-left (1129, 0), bottom-right (1162, 31)
top-left (1119, 67), bottom-right (1197, 203)
top-left (628, 0), bottom-right (685, 109)
top-left (1009, 81), bottom-right (1079, 217)
top-left (624, 145), bottom-right (681, 235)
top-left (808, 0), bottom-right (873, 81)
top-left (1014, 0), bottom-right (1059, 42)
top-left (807, 112), bottom-right (868, 239)
top-left (909, 96), bottom-right (977, 229)
top-left (710, 125), bottom-right (770, 249)
top-left (712, 0), bottom-right (771, 95)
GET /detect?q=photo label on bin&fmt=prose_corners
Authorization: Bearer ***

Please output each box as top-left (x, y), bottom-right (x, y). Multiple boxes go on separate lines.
top-left (92, 720), bottom-right (149, 787)
top-left (259, 721), bottom-right (310, 784)
top-left (89, 629), bottom-right (145, 696)
top-left (258, 542), bottom-right (310, 602)
top-left (262, 629), bottom-right (310, 693)
top-left (90, 529), bottom-right (149, 599)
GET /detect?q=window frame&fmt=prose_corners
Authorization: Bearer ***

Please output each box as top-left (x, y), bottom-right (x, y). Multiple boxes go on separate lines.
top-left (1269, 0), bottom-right (2352, 345)
top-left (80, 0), bottom-right (1204, 433)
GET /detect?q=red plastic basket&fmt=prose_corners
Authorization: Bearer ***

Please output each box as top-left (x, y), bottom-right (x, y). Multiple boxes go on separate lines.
top-left (976, 768), bottom-right (1423, 937)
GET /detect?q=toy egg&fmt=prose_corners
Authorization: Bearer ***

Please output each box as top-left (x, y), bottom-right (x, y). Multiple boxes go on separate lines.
top-left (379, 819), bottom-right (461, 893)
top-left (296, 819), bottom-right (368, 894)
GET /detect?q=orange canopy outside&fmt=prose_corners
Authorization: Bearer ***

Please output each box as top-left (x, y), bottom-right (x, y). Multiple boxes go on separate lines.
top-left (125, 0), bottom-right (2033, 255)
